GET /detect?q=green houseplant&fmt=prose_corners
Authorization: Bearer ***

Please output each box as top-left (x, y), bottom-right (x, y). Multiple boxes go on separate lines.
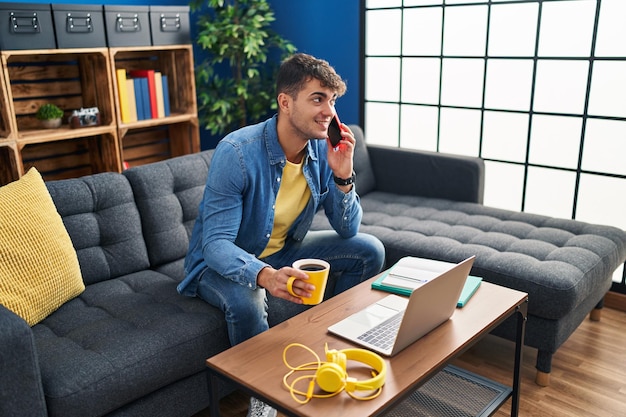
top-left (192, 0), bottom-right (296, 136)
top-left (36, 103), bottom-right (64, 128)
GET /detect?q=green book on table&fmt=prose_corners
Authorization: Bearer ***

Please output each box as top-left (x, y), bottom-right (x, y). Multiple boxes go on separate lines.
top-left (371, 256), bottom-right (482, 307)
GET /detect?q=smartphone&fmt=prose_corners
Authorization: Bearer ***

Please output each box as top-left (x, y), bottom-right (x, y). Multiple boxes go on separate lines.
top-left (328, 113), bottom-right (343, 147)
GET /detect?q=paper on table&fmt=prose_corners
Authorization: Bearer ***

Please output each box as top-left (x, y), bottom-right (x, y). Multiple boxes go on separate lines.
top-left (380, 257), bottom-right (457, 290)
top-left (391, 257), bottom-right (456, 272)
top-left (382, 266), bottom-right (441, 290)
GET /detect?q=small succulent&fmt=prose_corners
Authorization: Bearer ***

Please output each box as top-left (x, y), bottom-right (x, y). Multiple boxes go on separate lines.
top-left (36, 104), bottom-right (64, 120)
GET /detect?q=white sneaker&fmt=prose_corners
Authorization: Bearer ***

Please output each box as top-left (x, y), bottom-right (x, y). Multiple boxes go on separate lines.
top-left (247, 397), bottom-right (277, 417)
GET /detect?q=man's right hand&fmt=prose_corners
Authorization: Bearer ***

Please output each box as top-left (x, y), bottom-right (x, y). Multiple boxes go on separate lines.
top-left (257, 266), bottom-right (315, 304)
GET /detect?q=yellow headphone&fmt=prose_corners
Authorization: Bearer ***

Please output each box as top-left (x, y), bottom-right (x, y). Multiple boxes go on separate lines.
top-left (282, 343), bottom-right (387, 404)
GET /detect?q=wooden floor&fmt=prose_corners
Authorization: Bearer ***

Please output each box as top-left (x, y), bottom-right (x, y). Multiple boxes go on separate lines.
top-left (197, 306), bottom-right (626, 417)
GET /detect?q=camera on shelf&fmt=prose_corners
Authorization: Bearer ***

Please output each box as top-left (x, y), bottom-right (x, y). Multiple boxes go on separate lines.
top-left (69, 107), bottom-right (101, 128)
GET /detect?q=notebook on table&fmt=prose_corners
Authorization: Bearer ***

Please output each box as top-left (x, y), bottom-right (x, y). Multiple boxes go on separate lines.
top-left (327, 256), bottom-right (475, 357)
top-left (371, 256), bottom-right (482, 307)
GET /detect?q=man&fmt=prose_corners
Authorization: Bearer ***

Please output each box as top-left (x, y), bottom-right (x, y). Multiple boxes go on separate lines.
top-left (179, 53), bottom-right (385, 417)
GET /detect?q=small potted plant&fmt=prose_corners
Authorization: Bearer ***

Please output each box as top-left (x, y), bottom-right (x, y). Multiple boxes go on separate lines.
top-left (36, 104), bottom-right (64, 129)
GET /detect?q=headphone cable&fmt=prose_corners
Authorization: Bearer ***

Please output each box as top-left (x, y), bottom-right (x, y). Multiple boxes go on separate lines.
top-left (282, 343), bottom-right (383, 404)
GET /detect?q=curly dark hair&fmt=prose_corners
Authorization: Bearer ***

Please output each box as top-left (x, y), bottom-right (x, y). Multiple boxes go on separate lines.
top-left (276, 53), bottom-right (347, 99)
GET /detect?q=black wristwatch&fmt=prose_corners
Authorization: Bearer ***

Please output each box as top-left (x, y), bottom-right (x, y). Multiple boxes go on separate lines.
top-left (333, 171), bottom-right (356, 186)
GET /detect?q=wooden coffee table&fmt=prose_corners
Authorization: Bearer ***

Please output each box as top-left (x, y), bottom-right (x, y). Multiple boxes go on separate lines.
top-left (206, 276), bottom-right (528, 417)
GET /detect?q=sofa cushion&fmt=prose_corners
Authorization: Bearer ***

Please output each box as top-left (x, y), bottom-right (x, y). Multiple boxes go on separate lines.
top-left (0, 168), bottom-right (84, 326)
top-left (33, 270), bottom-right (230, 417)
top-left (351, 125), bottom-right (376, 196)
top-left (311, 191), bottom-right (626, 320)
top-left (47, 173), bottom-right (151, 286)
top-left (124, 151), bottom-right (214, 275)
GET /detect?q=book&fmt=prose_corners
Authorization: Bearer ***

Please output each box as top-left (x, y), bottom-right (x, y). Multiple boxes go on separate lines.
top-left (132, 77), bottom-right (146, 120)
top-left (125, 78), bottom-right (138, 123)
top-left (115, 69), bottom-right (131, 123)
top-left (136, 77), bottom-right (151, 120)
top-left (128, 69), bottom-right (157, 119)
top-left (371, 256), bottom-right (482, 307)
top-left (161, 74), bottom-right (171, 116)
top-left (154, 71), bottom-right (165, 118)
top-left (457, 275), bottom-right (482, 307)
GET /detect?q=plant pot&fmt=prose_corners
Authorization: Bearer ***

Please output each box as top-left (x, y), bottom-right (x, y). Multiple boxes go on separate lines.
top-left (40, 118), bottom-right (62, 129)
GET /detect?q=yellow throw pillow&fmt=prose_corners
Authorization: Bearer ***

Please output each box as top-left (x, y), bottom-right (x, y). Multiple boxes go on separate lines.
top-left (0, 168), bottom-right (84, 326)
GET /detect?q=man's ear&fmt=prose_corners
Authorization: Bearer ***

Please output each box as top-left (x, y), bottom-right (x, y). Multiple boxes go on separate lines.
top-left (277, 92), bottom-right (291, 114)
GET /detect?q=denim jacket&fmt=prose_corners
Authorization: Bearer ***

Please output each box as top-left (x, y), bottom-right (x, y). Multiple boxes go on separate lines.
top-left (178, 115), bottom-right (362, 295)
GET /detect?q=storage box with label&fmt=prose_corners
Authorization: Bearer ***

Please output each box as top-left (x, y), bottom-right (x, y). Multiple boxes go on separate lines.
top-left (52, 4), bottom-right (107, 49)
top-left (149, 5), bottom-right (191, 45)
top-left (0, 3), bottom-right (56, 50)
top-left (104, 5), bottom-right (151, 47)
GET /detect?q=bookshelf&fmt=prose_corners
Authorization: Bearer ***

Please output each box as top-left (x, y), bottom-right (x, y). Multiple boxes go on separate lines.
top-left (0, 45), bottom-right (199, 185)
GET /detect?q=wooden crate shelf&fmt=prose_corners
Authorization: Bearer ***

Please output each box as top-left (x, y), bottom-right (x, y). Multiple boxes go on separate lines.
top-left (2, 48), bottom-right (115, 139)
top-left (109, 44), bottom-right (199, 167)
top-left (0, 63), bottom-right (14, 140)
top-left (0, 45), bottom-right (199, 185)
top-left (109, 45), bottom-right (197, 119)
top-left (121, 120), bottom-right (199, 169)
top-left (0, 134), bottom-right (119, 186)
top-left (0, 141), bottom-right (21, 185)
top-left (20, 134), bottom-right (120, 182)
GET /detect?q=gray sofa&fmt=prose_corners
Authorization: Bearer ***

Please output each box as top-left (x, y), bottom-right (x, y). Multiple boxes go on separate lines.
top-left (313, 126), bottom-right (626, 387)
top-left (0, 152), bottom-right (311, 417)
top-left (1, 125), bottom-right (625, 417)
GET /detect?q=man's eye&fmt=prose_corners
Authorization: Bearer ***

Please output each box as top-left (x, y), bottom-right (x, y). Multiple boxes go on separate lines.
top-left (313, 97), bottom-right (321, 103)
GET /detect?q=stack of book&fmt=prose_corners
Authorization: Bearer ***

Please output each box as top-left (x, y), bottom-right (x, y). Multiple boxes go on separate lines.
top-left (116, 69), bottom-right (171, 123)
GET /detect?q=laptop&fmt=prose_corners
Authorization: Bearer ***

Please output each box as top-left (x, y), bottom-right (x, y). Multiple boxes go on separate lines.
top-left (327, 256), bottom-right (475, 356)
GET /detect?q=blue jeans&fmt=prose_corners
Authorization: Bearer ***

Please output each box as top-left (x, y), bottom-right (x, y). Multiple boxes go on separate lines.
top-left (196, 231), bottom-right (385, 346)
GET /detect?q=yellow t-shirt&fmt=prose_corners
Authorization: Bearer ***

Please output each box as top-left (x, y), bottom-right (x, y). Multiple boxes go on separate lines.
top-left (259, 160), bottom-right (311, 258)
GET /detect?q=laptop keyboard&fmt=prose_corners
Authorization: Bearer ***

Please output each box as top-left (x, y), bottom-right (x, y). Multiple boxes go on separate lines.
top-left (357, 312), bottom-right (403, 350)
